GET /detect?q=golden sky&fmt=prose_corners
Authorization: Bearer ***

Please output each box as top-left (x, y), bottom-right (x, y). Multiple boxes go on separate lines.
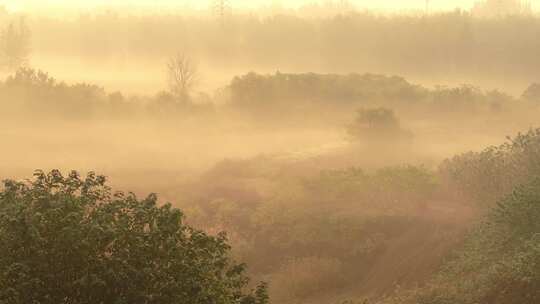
top-left (2, 0), bottom-right (538, 13)
top-left (0, 0), bottom-right (540, 15)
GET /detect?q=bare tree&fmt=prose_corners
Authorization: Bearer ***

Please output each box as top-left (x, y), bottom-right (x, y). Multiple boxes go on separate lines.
top-left (0, 17), bottom-right (31, 71)
top-left (166, 52), bottom-right (198, 101)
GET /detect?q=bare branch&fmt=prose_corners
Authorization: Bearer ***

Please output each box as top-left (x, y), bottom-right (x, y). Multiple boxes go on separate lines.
top-left (166, 52), bottom-right (198, 101)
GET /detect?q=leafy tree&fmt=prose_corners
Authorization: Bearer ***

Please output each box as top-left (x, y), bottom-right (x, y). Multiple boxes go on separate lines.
top-left (4, 67), bottom-right (56, 88)
top-left (430, 84), bottom-right (487, 114)
top-left (228, 72), bottom-right (426, 107)
top-left (522, 83), bottom-right (540, 103)
top-left (0, 18), bottom-right (31, 71)
top-left (0, 170), bottom-right (267, 304)
top-left (347, 107), bottom-right (412, 143)
top-left (440, 128), bottom-right (540, 207)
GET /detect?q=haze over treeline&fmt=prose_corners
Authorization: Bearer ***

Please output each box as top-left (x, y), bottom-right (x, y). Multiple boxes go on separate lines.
top-left (1, 1), bottom-right (540, 304)
top-left (1, 0), bottom-right (539, 93)
top-left (5, 0), bottom-right (540, 14)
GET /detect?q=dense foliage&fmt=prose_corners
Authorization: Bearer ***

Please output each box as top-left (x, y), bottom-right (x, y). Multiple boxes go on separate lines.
top-left (440, 128), bottom-right (540, 206)
top-left (0, 18), bottom-right (30, 70)
top-left (522, 83), bottom-right (540, 103)
top-left (178, 158), bottom-right (455, 303)
top-left (373, 129), bottom-right (540, 304)
top-left (229, 73), bottom-right (426, 107)
top-left (0, 68), bottom-right (530, 125)
top-left (226, 72), bottom-right (516, 118)
top-left (0, 170), bottom-right (267, 304)
top-left (407, 177), bottom-right (540, 304)
top-left (0, 68), bottom-right (212, 120)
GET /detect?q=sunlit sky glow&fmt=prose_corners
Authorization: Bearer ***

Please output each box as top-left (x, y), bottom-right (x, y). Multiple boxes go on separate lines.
top-left (3, 0), bottom-right (538, 14)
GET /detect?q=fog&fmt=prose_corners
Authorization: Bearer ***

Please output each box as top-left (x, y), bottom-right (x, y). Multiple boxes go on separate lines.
top-left (4, 1), bottom-right (493, 13)
top-left (1, 1), bottom-right (540, 304)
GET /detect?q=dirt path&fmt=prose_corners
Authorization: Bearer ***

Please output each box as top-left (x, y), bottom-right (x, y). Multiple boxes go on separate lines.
top-left (338, 202), bottom-right (477, 302)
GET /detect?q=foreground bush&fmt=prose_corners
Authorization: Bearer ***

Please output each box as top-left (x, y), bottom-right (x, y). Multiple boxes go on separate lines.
top-left (0, 170), bottom-right (267, 304)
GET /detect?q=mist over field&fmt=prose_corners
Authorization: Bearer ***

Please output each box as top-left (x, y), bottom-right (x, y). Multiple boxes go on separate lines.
top-left (1, 1), bottom-right (540, 304)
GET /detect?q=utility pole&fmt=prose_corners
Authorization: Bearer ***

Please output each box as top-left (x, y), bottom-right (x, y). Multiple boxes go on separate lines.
top-left (425, 0), bottom-right (430, 15)
top-left (213, 0), bottom-right (229, 27)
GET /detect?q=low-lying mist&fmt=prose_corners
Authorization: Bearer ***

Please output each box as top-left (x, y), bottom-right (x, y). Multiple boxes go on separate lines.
top-left (2, 3), bottom-right (540, 304)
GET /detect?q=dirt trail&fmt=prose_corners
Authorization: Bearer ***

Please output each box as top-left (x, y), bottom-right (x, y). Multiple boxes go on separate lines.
top-left (291, 201), bottom-right (476, 304)
top-left (345, 202), bottom-right (476, 302)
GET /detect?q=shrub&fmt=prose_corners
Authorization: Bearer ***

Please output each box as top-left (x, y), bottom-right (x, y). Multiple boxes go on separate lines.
top-left (522, 83), bottom-right (540, 103)
top-left (347, 107), bottom-right (412, 144)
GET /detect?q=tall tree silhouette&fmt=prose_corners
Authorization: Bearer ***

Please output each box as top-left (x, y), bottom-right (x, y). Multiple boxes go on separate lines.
top-left (0, 17), bottom-right (31, 71)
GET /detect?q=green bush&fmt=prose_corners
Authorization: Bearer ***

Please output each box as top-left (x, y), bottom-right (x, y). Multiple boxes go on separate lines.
top-left (0, 170), bottom-right (267, 304)
top-left (228, 72), bottom-right (426, 108)
top-left (347, 108), bottom-right (413, 144)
